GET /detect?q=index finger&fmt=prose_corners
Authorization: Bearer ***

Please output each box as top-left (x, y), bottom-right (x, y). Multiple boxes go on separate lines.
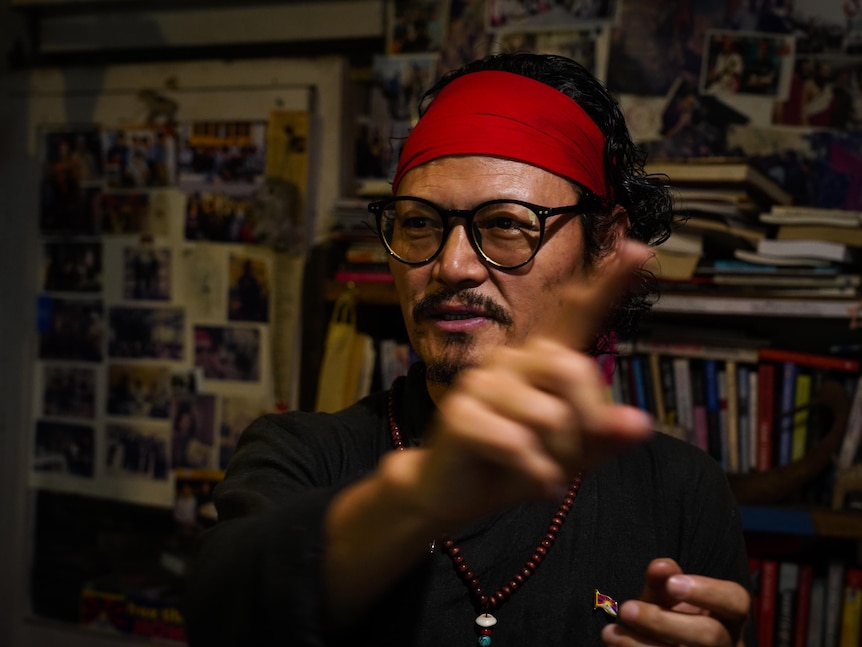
top-left (544, 239), bottom-right (653, 351)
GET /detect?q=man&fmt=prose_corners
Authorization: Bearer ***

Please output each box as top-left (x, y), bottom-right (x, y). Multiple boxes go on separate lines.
top-left (184, 53), bottom-right (751, 647)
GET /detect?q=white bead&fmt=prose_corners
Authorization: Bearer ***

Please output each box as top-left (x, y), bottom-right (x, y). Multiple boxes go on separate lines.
top-left (475, 613), bottom-right (497, 628)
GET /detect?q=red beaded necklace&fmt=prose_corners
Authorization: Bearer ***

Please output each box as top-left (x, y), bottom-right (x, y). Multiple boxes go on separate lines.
top-left (387, 376), bottom-right (583, 646)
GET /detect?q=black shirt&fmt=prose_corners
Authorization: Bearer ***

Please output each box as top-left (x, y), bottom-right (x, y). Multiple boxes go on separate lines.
top-left (184, 363), bottom-right (750, 646)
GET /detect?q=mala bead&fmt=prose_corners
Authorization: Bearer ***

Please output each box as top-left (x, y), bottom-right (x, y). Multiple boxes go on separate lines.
top-left (386, 377), bottom-right (583, 644)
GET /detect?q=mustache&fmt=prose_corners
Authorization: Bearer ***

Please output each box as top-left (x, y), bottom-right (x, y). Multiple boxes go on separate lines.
top-left (412, 289), bottom-right (513, 326)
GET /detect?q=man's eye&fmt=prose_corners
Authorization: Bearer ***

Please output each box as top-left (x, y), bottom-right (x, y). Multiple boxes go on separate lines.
top-left (485, 217), bottom-right (519, 230)
top-left (401, 216), bottom-right (432, 229)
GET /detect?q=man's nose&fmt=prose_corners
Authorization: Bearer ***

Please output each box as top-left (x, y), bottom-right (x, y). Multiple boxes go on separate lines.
top-left (432, 223), bottom-right (488, 284)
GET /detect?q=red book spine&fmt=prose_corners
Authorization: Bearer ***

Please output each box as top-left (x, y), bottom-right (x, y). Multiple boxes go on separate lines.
top-left (757, 363), bottom-right (776, 471)
top-left (794, 564), bottom-right (814, 647)
top-left (760, 559), bottom-right (779, 647)
top-left (758, 347), bottom-right (859, 373)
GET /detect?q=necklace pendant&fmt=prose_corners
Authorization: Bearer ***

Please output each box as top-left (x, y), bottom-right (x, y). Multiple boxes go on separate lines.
top-left (475, 613), bottom-right (497, 628)
top-left (476, 612), bottom-right (496, 645)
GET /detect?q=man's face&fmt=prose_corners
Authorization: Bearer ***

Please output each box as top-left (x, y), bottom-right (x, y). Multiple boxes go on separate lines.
top-left (391, 155), bottom-right (598, 395)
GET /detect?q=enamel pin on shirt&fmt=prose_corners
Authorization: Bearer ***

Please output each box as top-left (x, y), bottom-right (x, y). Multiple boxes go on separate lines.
top-left (594, 590), bottom-right (619, 617)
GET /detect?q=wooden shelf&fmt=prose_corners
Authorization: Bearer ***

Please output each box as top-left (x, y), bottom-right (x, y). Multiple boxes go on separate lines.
top-left (324, 282), bottom-right (859, 319)
top-left (741, 505), bottom-right (862, 539)
top-left (654, 294), bottom-right (859, 319)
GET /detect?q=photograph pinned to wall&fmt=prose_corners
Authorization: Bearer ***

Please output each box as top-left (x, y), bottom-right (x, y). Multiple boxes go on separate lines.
top-left (607, 0), bottom-right (725, 97)
top-left (219, 395), bottom-right (271, 470)
top-left (177, 120), bottom-right (267, 189)
top-left (774, 55), bottom-right (862, 130)
top-left (178, 244), bottom-right (227, 322)
top-left (106, 362), bottom-right (173, 419)
top-left (171, 394), bottom-right (217, 471)
top-left (102, 127), bottom-right (176, 189)
top-left (491, 25), bottom-right (611, 82)
top-left (39, 128), bottom-right (103, 235)
top-left (40, 364), bottom-right (97, 420)
top-left (372, 54), bottom-right (440, 123)
top-left (32, 420), bottom-right (95, 479)
top-left (105, 421), bottom-right (171, 484)
top-left (173, 473), bottom-right (221, 537)
top-left (107, 306), bottom-right (184, 361)
top-left (193, 325), bottom-right (262, 383)
top-left (42, 240), bottom-right (102, 293)
top-left (700, 30), bottom-right (794, 99)
top-left (488, 0), bottom-right (618, 33)
top-left (227, 252), bottom-right (271, 323)
top-left (37, 296), bottom-right (104, 363)
top-left (387, 0), bottom-right (449, 54)
top-left (184, 189), bottom-right (258, 244)
top-left (437, 0), bottom-right (491, 76)
top-left (122, 240), bottom-right (171, 301)
top-left (644, 76), bottom-right (751, 160)
top-left (98, 191), bottom-right (160, 235)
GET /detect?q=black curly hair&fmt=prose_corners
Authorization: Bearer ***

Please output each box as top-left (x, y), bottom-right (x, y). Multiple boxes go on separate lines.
top-left (417, 52), bottom-right (675, 349)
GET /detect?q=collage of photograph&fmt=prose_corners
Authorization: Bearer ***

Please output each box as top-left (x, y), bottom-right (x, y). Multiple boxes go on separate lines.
top-left (354, 0), bottom-right (862, 211)
top-left (31, 117), bottom-right (282, 508)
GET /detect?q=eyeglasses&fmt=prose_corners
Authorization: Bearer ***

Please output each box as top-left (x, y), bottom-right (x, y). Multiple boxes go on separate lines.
top-left (368, 196), bottom-right (602, 270)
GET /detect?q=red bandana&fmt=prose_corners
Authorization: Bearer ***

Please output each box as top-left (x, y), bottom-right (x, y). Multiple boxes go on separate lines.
top-left (392, 70), bottom-right (608, 198)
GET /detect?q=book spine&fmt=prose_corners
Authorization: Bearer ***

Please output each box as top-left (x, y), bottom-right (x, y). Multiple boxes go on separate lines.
top-left (690, 359), bottom-right (709, 453)
top-left (757, 362), bottom-right (776, 471)
top-left (825, 562), bottom-right (846, 647)
top-left (837, 378), bottom-right (862, 470)
top-left (704, 359), bottom-right (723, 464)
top-left (736, 363), bottom-right (750, 474)
top-left (776, 561), bottom-right (800, 647)
top-left (630, 354), bottom-right (647, 412)
top-left (659, 355), bottom-right (677, 426)
top-left (794, 563), bottom-right (814, 647)
top-left (760, 559), bottom-right (779, 647)
top-left (725, 361), bottom-right (739, 473)
top-left (839, 567), bottom-right (862, 647)
top-left (808, 573), bottom-right (826, 647)
top-left (673, 357), bottom-right (694, 443)
top-left (791, 371), bottom-right (812, 462)
top-left (750, 557), bottom-right (763, 632)
top-left (617, 355), bottom-right (632, 406)
top-left (778, 362), bottom-right (798, 467)
top-left (648, 352), bottom-right (665, 423)
top-left (747, 368), bottom-right (759, 474)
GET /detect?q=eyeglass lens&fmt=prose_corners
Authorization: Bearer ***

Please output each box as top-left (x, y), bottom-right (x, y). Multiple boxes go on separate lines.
top-left (378, 199), bottom-right (543, 267)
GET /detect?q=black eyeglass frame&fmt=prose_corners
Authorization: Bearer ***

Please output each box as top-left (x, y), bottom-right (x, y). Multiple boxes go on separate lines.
top-left (368, 195), bottom-right (604, 270)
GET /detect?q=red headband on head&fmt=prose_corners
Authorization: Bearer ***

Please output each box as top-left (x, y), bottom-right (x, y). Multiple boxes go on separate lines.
top-left (392, 70), bottom-right (608, 198)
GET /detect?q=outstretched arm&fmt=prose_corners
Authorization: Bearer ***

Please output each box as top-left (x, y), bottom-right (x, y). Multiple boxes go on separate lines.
top-left (323, 240), bottom-right (657, 626)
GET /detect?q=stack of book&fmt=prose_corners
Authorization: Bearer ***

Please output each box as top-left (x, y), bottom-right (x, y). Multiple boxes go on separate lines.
top-left (646, 158), bottom-right (786, 288)
top-left (330, 197), bottom-right (376, 236)
top-left (328, 198), bottom-right (393, 284)
top-left (645, 159), bottom-right (861, 298)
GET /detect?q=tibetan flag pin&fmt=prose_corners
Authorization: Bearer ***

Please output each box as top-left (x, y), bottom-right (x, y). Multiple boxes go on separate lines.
top-left (594, 590), bottom-right (619, 618)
